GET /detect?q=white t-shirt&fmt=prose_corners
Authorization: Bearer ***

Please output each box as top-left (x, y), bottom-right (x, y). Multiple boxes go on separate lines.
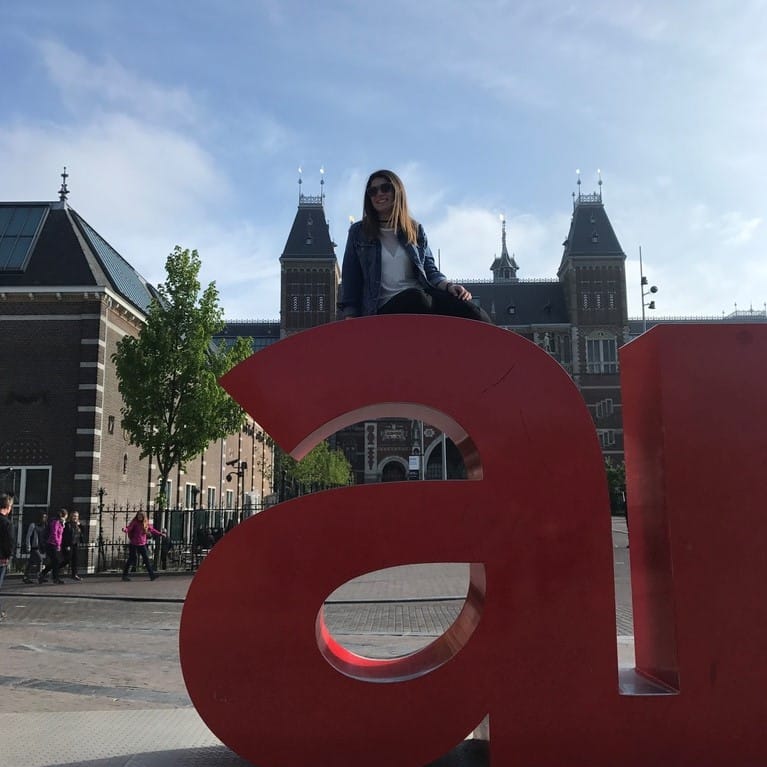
top-left (378, 228), bottom-right (420, 308)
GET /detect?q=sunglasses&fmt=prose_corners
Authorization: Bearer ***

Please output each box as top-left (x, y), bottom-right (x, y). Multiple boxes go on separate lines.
top-left (366, 182), bottom-right (394, 197)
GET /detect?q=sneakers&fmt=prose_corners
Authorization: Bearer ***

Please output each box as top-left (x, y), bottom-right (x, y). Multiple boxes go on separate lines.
top-left (122, 576), bottom-right (131, 582)
top-left (54, 579), bottom-right (65, 585)
top-left (22, 577), bottom-right (34, 584)
top-left (71, 575), bottom-right (81, 582)
top-left (150, 574), bottom-right (159, 581)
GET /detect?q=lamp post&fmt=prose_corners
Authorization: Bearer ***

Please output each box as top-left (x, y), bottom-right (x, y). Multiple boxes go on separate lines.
top-left (97, 487), bottom-right (107, 572)
top-left (639, 246), bottom-right (658, 333)
top-left (226, 459), bottom-right (247, 521)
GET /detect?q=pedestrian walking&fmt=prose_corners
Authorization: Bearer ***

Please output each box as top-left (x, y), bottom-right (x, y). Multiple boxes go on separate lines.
top-left (160, 529), bottom-right (173, 570)
top-left (0, 493), bottom-right (14, 621)
top-left (121, 511), bottom-right (166, 582)
top-left (23, 512), bottom-right (47, 583)
top-left (62, 509), bottom-right (84, 581)
top-left (39, 508), bottom-right (68, 584)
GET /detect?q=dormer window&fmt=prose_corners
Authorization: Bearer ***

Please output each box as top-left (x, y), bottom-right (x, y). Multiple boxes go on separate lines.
top-left (591, 231), bottom-right (599, 243)
top-left (507, 305), bottom-right (516, 316)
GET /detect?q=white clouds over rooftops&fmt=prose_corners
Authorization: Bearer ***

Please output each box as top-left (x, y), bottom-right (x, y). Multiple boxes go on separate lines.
top-left (0, 1), bottom-right (765, 319)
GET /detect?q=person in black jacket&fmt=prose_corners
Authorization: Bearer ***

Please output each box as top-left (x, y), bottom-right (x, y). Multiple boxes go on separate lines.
top-left (23, 512), bottom-right (47, 584)
top-left (61, 509), bottom-right (84, 581)
top-left (0, 493), bottom-right (15, 621)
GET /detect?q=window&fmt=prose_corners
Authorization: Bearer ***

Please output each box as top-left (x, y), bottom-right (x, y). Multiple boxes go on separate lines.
top-left (225, 489), bottom-right (234, 509)
top-left (595, 399), bottom-right (615, 419)
top-left (0, 205), bottom-right (47, 271)
top-left (23, 467), bottom-right (51, 505)
top-left (122, 454), bottom-right (128, 475)
top-left (289, 295), bottom-right (299, 311)
top-left (586, 334), bottom-right (618, 374)
top-left (317, 294), bottom-right (326, 312)
top-left (206, 486), bottom-right (216, 510)
top-left (304, 295), bottom-right (312, 311)
top-left (108, 416), bottom-right (115, 434)
top-left (185, 483), bottom-right (197, 509)
top-left (598, 429), bottom-right (616, 448)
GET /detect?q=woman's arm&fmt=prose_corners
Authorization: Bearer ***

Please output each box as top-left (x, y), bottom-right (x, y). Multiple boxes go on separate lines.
top-left (338, 223), bottom-right (363, 318)
top-left (418, 225), bottom-right (447, 288)
top-left (419, 225), bottom-right (472, 301)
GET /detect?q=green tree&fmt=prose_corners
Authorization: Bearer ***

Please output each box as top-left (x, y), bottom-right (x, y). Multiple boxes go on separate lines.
top-left (605, 458), bottom-right (626, 513)
top-left (277, 441), bottom-right (352, 499)
top-left (113, 246), bottom-right (252, 509)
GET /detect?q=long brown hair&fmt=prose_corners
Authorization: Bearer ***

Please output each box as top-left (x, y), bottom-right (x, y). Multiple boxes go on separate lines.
top-left (362, 169), bottom-right (418, 245)
top-left (132, 511), bottom-right (149, 532)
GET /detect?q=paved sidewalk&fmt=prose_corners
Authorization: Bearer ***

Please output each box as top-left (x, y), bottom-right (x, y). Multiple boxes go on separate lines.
top-left (0, 522), bottom-right (633, 766)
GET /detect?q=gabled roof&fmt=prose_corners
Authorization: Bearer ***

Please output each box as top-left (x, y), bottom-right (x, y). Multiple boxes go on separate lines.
top-left (558, 192), bottom-right (625, 274)
top-left (71, 210), bottom-right (157, 313)
top-left (460, 280), bottom-right (569, 325)
top-left (280, 197), bottom-right (337, 261)
top-left (0, 201), bottom-right (157, 314)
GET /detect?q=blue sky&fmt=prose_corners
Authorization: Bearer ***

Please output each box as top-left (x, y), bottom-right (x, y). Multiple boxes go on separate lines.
top-left (1, 0), bottom-right (765, 320)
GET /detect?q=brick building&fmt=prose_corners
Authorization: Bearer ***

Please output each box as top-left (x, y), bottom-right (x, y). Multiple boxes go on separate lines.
top-left (0, 180), bottom-right (270, 549)
top-left (220, 181), bottom-right (630, 482)
top-left (219, 180), bottom-right (766, 485)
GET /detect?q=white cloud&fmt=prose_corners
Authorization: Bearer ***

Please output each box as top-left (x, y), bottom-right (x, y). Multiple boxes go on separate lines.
top-left (38, 39), bottom-right (198, 126)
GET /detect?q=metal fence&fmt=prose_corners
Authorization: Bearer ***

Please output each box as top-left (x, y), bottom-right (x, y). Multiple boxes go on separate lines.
top-left (9, 504), bottom-right (266, 576)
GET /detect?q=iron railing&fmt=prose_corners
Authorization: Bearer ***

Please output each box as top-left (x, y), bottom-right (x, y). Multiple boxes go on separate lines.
top-left (9, 504), bottom-right (267, 575)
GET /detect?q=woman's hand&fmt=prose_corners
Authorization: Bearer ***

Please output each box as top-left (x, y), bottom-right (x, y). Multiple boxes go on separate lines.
top-left (446, 282), bottom-right (472, 301)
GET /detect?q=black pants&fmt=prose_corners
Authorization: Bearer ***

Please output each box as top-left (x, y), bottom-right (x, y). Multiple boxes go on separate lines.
top-left (24, 548), bottom-right (43, 577)
top-left (123, 544), bottom-right (155, 578)
top-left (39, 545), bottom-right (62, 581)
top-left (61, 545), bottom-right (80, 578)
top-left (377, 288), bottom-right (492, 323)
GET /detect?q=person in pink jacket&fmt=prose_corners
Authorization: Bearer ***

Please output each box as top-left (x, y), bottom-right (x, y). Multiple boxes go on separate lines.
top-left (121, 511), bottom-right (166, 582)
top-left (38, 508), bottom-right (68, 584)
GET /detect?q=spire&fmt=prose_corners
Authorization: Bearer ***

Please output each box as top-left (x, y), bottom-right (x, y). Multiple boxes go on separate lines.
top-left (490, 214), bottom-right (519, 283)
top-left (297, 166), bottom-right (303, 203)
top-left (58, 166), bottom-right (70, 203)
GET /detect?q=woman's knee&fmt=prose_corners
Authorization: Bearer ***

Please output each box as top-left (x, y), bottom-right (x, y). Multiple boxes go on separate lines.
top-left (378, 288), bottom-right (432, 314)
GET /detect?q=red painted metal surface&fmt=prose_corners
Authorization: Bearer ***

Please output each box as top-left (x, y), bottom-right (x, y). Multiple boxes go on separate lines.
top-left (179, 318), bottom-right (767, 766)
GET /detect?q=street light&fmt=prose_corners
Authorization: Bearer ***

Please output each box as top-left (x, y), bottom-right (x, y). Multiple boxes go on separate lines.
top-left (97, 487), bottom-right (107, 572)
top-left (639, 246), bottom-right (658, 333)
top-left (226, 460), bottom-right (247, 521)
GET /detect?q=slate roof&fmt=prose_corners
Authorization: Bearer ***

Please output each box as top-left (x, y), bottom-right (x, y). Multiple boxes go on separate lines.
top-left (280, 197), bottom-right (337, 260)
top-left (460, 280), bottom-right (569, 325)
top-left (559, 193), bottom-right (625, 272)
top-left (219, 320), bottom-right (281, 352)
top-left (0, 201), bottom-right (157, 314)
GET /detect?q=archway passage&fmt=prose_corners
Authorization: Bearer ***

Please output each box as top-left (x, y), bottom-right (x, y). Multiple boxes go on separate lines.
top-left (381, 461), bottom-right (406, 482)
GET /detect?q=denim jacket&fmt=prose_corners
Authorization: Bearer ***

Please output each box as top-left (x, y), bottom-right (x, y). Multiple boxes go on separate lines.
top-left (338, 221), bottom-right (446, 317)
